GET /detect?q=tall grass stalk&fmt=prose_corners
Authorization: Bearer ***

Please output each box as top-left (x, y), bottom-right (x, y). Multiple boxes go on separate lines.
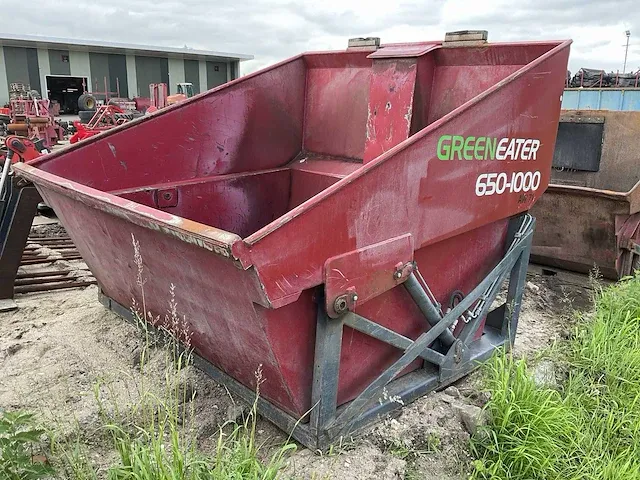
top-left (43, 233), bottom-right (295, 479)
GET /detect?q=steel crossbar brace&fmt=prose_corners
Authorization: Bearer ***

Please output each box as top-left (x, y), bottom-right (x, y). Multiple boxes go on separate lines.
top-left (101, 213), bottom-right (534, 451)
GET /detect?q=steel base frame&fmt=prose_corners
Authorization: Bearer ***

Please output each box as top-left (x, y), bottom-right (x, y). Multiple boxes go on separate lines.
top-left (0, 177), bottom-right (41, 310)
top-left (99, 213), bottom-right (533, 451)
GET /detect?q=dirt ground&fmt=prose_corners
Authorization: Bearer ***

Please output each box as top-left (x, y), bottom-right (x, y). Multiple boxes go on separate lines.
top-left (0, 225), bottom-right (596, 479)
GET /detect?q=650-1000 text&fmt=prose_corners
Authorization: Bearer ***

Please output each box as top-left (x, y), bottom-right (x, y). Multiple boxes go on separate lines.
top-left (475, 171), bottom-right (541, 197)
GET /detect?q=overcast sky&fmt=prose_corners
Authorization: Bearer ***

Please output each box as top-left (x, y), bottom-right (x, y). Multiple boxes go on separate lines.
top-left (2, 0), bottom-right (639, 77)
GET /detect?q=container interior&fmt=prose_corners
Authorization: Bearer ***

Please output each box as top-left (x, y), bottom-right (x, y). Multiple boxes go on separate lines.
top-left (36, 43), bottom-right (556, 238)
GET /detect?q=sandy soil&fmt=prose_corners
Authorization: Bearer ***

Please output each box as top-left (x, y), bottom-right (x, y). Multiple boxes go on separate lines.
top-left (0, 234), bottom-right (595, 479)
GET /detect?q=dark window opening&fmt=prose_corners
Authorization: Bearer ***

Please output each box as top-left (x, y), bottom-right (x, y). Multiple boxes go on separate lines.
top-left (552, 121), bottom-right (604, 172)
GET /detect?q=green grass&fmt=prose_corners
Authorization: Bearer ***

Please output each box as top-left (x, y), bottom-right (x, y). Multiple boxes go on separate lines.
top-left (471, 273), bottom-right (640, 479)
top-left (0, 410), bottom-right (54, 480)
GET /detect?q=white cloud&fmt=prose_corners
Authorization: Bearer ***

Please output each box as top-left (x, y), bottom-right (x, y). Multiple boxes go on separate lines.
top-left (0, 0), bottom-right (638, 75)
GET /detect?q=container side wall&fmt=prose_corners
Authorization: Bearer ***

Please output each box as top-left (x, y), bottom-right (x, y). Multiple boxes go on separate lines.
top-left (34, 58), bottom-right (307, 191)
top-left (117, 170), bottom-right (292, 238)
top-left (33, 186), bottom-right (307, 416)
top-left (530, 190), bottom-right (624, 278)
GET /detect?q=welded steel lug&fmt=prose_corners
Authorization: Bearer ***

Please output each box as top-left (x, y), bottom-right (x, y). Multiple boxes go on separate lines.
top-left (393, 261), bottom-right (414, 281)
top-left (333, 287), bottom-right (359, 316)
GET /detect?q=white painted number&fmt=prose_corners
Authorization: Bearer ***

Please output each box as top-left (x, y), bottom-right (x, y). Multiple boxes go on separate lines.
top-left (475, 171), bottom-right (541, 197)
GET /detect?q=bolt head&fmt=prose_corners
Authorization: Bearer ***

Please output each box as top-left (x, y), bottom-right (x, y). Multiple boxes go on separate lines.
top-left (352, 294), bottom-right (358, 301)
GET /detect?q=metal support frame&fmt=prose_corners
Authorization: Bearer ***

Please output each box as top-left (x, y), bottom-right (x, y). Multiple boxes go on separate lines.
top-left (99, 213), bottom-right (534, 451)
top-left (0, 176), bottom-right (41, 310)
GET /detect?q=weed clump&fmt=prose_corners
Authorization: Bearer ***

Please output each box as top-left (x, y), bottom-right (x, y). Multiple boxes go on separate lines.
top-left (472, 273), bottom-right (640, 479)
top-left (0, 411), bottom-right (54, 480)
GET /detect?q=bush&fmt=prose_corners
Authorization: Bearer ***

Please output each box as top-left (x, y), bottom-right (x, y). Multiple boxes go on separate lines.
top-left (0, 411), bottom-right (54, 480)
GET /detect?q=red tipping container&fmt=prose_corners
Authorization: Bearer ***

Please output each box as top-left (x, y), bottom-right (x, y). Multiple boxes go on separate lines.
top-left (13, 32), bottom-right (570, 449)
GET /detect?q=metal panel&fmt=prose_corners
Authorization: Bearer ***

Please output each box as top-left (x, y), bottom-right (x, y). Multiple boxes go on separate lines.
top-left (36, 49), bottom-right (50, 99)
top-left (302, 52), bottom-right (372, 159)
top-left (576, 90), bottom-right (601, 109)
top-left (561, 90), bottom-right (579, 109)
top-left (25, 48), bottom-right (41, 93)
top-left (69, 51), bottom-right (91, 88)
top-left (48, 49), bottom-right (70, 76)
top-left (622, 91), bottom-right (640, 111)
top-left (168, 58), bottom-right (185, 94)
top-left (206, 61), bottom-right (227, 89)
top-left (89, 52), bottom-right (110, 96)
top-left (599, 90), bottom-right (622, 110)
top-left (562, 89), bottom-right (640, 111)
top-left (184, 59), bottom-right (200, 94)
top-left (124, 55), bottom-right (137, 97)
top-left (551, 111), bottom-right (640, 191)
top-left (532, 110), bottom-right (640, 278)
top-left (363, 58), bottom-right (417, 163)
top-left (135, 56), bottom-right (169, 95)
top-left (552, 122), bottom-right (604, 172)
top-left (0, 48), bottom-right (8, 105)
top-left (160, 57), bottom-right (169, 86)
top-left (324, 234), bottom-right (414, 317)
top-left (108, 54), bottom-right (128, 97)
top-left (3, 46), bottom-right (31, 86)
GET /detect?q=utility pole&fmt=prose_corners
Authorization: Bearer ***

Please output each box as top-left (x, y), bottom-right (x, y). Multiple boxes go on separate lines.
top-left (624, 30), bottom-right (631, 73)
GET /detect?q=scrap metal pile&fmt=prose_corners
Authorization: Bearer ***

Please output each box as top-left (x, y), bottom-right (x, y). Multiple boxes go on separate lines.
top-left (568, 67), bottom-right (640, 88)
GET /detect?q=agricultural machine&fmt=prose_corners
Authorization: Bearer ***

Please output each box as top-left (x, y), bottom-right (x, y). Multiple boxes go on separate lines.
top-left (70, 105), bottom-right (135, 144)
top-left (2, 32), bottom-right (571, 449)
top-left (1, 84), bottom-right (65, 149)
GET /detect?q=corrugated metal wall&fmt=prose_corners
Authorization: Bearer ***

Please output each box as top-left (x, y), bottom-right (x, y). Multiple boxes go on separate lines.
top-left (108, 54), bottom-right (128, 97)
top-left (184, 59), bottom-right (200, 94)
top-left (135, 56), bottom-right (169, 96)
top-left (88, 52), bottom-right (129, 97)
top-left (562, 89), bottom-right (640, 111)
top-left (2, 44), bottom-right (239, 103)
top-left (89, 52), bottom-right (110, 95)
top-left (48, 49), bottom-right (70, 75)
top-left (206, 61), bottom-right (227, 89)
top-left (3, 46), bottom-right (41, 93)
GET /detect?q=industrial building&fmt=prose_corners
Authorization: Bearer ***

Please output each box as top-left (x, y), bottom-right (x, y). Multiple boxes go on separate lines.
top-left (0, 33), bottom-right (253, 106)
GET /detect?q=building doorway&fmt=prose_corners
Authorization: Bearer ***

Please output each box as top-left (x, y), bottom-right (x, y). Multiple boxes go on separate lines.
top-left (46, 75), bottom-right (87, 114)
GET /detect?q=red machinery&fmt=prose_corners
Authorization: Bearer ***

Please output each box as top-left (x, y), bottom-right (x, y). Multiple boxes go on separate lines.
top-left (12, 32), bottom-right (571, 449)
top-left (6, 97), bottom-right (64, 148)
top-left (69, 104), bottom-right (131, 144)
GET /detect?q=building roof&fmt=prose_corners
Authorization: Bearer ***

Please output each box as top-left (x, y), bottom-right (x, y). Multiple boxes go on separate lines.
top-left (0, 33), bottom-right (253, 62)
